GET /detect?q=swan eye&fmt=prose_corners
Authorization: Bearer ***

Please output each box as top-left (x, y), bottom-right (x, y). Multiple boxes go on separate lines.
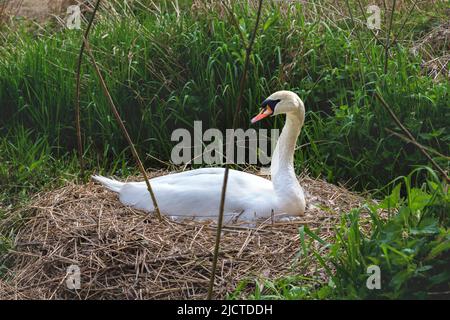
top-left (251, 98), bottom-right (281, 123)
top-left (262, 98), bottom-right (281, 111)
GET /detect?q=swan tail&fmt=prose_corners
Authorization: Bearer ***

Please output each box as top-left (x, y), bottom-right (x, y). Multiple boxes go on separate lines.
top-left (92, 175), bottom-right (124, 193)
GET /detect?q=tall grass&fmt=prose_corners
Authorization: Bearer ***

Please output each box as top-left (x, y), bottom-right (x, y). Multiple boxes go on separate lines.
top-left (0, 0), bottom-right (448, 193)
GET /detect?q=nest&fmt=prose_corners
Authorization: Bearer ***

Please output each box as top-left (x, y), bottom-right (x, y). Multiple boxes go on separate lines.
top-left (0, 173), bottom-right (370, 299)
top-left (411, 22), bottom-right (450, 81)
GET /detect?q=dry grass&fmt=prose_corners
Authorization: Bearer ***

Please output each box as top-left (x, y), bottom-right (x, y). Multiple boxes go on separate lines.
top-left (0, 172), bottom-right (374, 299)
top-left (412, 22), bottom-right (450, 80)
top-left (0, 0), bottom-right (22, 24)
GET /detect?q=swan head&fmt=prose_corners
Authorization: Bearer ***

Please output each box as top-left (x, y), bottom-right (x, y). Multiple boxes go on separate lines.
top-left (251, 90), bottom-right (304, 124)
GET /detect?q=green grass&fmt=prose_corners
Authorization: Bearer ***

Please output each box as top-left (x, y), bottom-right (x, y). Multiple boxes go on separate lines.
top-left (237, 167), bottom-right (449, 299)
top-left (0, 0), bottom-right (448, 193)
top-left (324, 168), bottom-right (449, 299)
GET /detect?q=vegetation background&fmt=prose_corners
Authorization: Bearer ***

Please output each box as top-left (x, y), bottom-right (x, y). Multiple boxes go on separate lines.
top-left (0, 0), bottom-right (448, 299)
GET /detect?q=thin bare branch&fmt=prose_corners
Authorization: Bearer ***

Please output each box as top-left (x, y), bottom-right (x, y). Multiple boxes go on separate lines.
top-left (344, 0), bottom-right (372, 64)
top-left (385, 128), bottom-right (450, 161)
top-left (384, 0), bottom-right (397, 74)
top-left (392, 0), bottom-right (419, 45)
top-left (75, 0), bottom-right (102, 179)
top-left (375, 91), bottom-right (449, 183)
top-left (83, 39), bottom-right (163, 220)
top-left (207, 0), bottom-right (264, 300)
top-left (355, 0), bottom-right (386, 48)
top-left (222, 0), bottom-right (247, 46)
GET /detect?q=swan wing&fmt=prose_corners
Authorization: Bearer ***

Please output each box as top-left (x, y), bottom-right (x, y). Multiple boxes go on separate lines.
top-left (96, 168), bottom-right (277, 219)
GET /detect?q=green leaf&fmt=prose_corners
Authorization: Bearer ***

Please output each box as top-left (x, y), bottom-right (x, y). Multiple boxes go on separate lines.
top-left (302, 225), bottom-right (329, 245)
top-left (263, 15), bottom-right (278, 31)
top-left (429, 271), bottom-right (450, 285)
top-left (380, 183), bottom-right (401, 209)
top-left (410, 218), bottom-right (439, 236)
top-left (415, 265), bottom-right (432, 273)
top-left (409, 188), bottom-right (432, 212)
top-left (298, 226), bottom-right (308, 256)
top-left (391, 269), bottom-right (412, 291)
top-left (427, 240), bottom-right (450, 259)
top-left (317, 285), bottom-right (332, 299)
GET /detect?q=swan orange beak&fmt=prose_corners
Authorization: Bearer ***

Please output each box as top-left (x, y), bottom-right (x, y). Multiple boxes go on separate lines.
top-left (251, 106), bottom-right (273, 124)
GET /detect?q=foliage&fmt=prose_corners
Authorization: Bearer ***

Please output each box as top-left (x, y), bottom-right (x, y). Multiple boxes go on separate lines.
top-left (0, 1), bottom-right (448, 193)
top-left (296, 168), bottom-right (449, 299)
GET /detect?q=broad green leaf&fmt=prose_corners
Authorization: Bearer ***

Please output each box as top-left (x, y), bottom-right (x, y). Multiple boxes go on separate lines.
top-left (380, 183), bottom-right (401, 209)
top-left (409, 188), bottom-right (432, 212)
top-left (410, 218), bottom-right (439, 236)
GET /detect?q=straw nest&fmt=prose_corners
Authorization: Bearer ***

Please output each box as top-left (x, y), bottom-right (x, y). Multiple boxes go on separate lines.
top-left (411, 22), bottom-right (450, 81)
top-left (0, 172), bottom-right (372, 299)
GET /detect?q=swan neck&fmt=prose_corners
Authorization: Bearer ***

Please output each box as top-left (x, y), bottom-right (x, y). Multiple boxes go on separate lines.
top-left (269, 110), bottom-right (304, 214)
top-left (271, 111), bottom-right (302, 177)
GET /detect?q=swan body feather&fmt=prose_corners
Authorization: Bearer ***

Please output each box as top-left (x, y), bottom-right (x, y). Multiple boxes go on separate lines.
top-left (93, 90), bottom-right (306, 222)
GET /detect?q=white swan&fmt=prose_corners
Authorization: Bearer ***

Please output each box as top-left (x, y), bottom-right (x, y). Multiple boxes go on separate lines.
top-left (93, 90), bottom-right (306, 222)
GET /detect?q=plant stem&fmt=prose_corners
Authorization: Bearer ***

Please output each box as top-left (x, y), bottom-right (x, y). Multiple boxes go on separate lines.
top-left (355, 0), bottom-right (385, 48)
top-left (385, 128), bottom-right (450, 160)
top-left (375, 91), bottom-right (449, 183)
top-left (83, 39), bottom-right (163, 220)
top-left (344, 0), bottom-right (372, 64)
top-left (222, 0), bottom-right (247, 47)
top-left (207, 0), bottom-right (264, 300)
top-left (75, 0), bottom-right (102, 179)
top-left (384, 0), bottom-right (397, 74)
top-left (391, 0), bottom-right (419, 46)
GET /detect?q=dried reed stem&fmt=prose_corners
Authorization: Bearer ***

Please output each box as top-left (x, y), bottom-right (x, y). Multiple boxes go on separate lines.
top-left (375, 91), bottom-right (449, 183)
top-left (385, 128), bottom-right (450, 161)
top-left (392, 0), bottom-right (419, 45)
top-left (207, 0), bottom-right (264, 300)
top-left (384, 0), bottom-right (397, 74)
top-left (83, 39), bottom-right (163, 220)
top-left (75, 0), bottom-right (102, 178)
